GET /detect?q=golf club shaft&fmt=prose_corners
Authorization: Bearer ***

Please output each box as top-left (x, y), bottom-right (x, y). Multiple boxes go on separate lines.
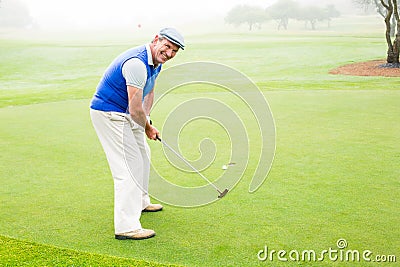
top-left (156, 136), bottom-right (223, 194)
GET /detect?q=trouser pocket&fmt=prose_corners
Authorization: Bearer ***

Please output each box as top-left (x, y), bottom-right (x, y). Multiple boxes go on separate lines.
top-left (107, 112), bottom-right (144, 132)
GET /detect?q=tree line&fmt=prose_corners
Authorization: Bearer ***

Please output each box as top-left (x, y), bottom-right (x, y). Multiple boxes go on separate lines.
top-left (226, 0), bottom-right (400, 64)
top-left (0, 0), bottom-right (32, 28)
top-left (225, 0), bottom-right (340, 31)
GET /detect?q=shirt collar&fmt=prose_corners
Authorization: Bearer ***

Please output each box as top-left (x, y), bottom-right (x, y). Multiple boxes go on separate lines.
top-left (145, 44), bottom-right (154, 66)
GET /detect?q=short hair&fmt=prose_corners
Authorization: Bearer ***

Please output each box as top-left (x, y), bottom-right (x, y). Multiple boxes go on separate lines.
top-left (152, 36), bottom-right (164, 43)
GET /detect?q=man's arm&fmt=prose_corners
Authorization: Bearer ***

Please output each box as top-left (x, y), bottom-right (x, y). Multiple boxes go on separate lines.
top-left (143, 88), bottom-right (154, 117)
top-left (127, 85), bottom-right (159, 140)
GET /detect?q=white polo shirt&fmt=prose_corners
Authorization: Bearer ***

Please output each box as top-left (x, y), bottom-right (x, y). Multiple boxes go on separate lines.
top-left (121, 44), bottom-right (153, 90)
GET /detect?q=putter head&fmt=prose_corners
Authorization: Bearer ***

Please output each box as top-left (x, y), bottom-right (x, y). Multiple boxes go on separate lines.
top-left (218, 189), bottom-right (229, 198)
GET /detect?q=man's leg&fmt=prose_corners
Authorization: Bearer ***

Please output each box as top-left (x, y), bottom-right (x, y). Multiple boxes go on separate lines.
top-left (90, 109), bottom-right (144, 233)
top-left (137, 133), bottom-right (163, 212)
top-left (137, 133), bottom-right (151, 209)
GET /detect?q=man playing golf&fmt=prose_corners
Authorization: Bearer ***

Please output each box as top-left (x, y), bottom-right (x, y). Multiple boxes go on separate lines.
top-left (90, 28), bottom-right (184, 240)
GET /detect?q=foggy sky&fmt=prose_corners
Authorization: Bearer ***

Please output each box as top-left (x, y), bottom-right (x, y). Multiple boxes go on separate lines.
top-left (17, 0), bottom-right (357, 30)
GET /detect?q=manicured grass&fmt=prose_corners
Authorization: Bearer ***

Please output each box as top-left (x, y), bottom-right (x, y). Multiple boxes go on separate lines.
top-left (0, 28), bottom-right (391, 108)
top-left (0, 235), bottom-right (179, 266)
top-left (1, 21), bottom-right (399, 266)
top-left (1, 91), bottom-right (398, 266)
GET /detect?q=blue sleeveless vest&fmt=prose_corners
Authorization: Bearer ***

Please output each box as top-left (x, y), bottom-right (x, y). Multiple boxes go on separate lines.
top-left (90, 45), bottom-right (162, 113)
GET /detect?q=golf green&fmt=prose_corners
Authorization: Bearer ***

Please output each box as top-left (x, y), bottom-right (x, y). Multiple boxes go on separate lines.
top-left (1, 88), bottom-right (399, 266)
top-left (1, 20), bottom-right (399, 265)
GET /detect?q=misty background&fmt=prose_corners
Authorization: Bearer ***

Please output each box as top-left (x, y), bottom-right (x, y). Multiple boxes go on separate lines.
top-left (0, 0), bottom-right (376, 35)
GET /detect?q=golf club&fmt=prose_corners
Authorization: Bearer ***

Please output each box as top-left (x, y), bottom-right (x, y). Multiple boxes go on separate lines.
top-left (156, 136), bottom-right (229, 198)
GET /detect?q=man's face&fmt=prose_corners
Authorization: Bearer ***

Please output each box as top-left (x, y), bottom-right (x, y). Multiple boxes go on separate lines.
top-left (152, 36), bottom-right (180, 66)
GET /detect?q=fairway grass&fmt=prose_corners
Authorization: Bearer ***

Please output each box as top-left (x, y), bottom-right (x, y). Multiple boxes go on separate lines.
top-left (0, 235), bottom-right (179, 267)
top-left (1, 27), bottom-right (399, 266)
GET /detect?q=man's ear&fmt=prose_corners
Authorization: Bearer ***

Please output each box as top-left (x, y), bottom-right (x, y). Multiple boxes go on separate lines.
top-left (152, 35), bottom-right (159, 44)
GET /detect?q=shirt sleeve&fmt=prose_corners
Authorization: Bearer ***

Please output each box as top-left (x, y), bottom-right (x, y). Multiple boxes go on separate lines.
top-left (122, 58), bottom-right (147, 90)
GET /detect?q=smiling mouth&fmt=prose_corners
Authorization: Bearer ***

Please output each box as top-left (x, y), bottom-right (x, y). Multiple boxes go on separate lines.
top-left (161, 53), bottom-right (169, 61)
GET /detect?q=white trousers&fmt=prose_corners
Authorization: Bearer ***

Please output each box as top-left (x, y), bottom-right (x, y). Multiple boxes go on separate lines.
top-left (90, 109), bottom-right (151, 234)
